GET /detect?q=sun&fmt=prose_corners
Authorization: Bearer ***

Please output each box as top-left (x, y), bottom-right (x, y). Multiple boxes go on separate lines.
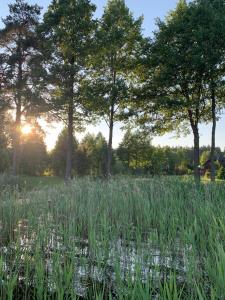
top-left (21, 124), bottom-right (32, 135)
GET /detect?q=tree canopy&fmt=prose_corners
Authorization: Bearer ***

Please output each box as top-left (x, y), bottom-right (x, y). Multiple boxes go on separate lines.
top-left (0, 0), bottom-right (224, 183)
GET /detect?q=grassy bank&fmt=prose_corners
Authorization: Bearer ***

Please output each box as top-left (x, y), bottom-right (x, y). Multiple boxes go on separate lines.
top-left (0, 174), bottom-right (63, 191)
top-left (0, 176), bottom-right (225, 299)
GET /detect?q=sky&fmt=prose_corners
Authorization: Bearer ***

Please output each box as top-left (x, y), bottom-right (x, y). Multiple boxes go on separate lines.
top-left (1, 0), bottom-right (225, 151)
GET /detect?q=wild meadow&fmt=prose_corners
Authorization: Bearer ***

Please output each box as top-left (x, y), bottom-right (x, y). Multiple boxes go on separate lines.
top-left (1, 0), bottom-right (225, 298)
top-left (1, 176), bottom-right (225, 299)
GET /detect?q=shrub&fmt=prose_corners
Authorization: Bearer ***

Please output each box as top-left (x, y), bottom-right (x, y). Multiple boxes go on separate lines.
top-left (217, 166), bottom-right (225, 180)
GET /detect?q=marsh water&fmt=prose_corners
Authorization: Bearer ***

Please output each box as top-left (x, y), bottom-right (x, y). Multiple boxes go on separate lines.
top-left (1, 216), bottom-right (188, 299)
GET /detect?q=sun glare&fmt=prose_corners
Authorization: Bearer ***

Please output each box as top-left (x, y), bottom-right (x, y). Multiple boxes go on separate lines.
top-left (21, 124), bottom-right (32, 135)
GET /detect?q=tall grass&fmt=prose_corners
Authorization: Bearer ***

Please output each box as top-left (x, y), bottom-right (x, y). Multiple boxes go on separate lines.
top-left (0, 176), bottom-right (225, 299)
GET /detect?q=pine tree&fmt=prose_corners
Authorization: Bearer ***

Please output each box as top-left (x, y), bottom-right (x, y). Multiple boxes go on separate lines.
top-left (0, 0), bottom-right (46, 175)
top-left (42, 0), bottom-right (96, 181)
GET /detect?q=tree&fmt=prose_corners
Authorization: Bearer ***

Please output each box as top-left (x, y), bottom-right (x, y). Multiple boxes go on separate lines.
top-left (117, 129), bottom-right (153, 174)
top-left (20, 121), bottom-right (48, 176)
top-left (82, 0), bottom-right (144, 178)
top-left (77, 132), bottom-right (107, 176)
top-left (137, 0), bottom-right (212, 183)
top-left (191, 0), bottom-right (225, 181)
top-left (0, 0), bottom-right (46, 175)
top-left (42, 0), bottom-right (96, 181)
top-left (91, 132), bottom-right (108, 176)
top-left (51, 128), bottom-right (78, 177)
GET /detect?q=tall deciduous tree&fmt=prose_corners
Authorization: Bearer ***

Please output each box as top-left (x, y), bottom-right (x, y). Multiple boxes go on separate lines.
top-left (42, 0), bottom-right (96, 181)
top-left (0, 0), bottom-right (45, 175)
top-left (137, 0), bottom-right (212, 183)
top-left (82, 0), bottom-right (144, 178)
top-left (191, 0), bottom-right (225, 181)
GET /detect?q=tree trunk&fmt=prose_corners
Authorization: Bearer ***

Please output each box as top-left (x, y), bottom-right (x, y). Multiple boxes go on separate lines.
top-left (210, 82), bottom-right (216, 182)
top-left (188, 110), bottom-right (200, 184)
top-left (106, 63), bottom-right (116, 180)
top-left (12, 56), bottom-right (22, 176)
top-left (193, 127), bottom-right (200, 184)
top-left (12, 104), bottom-right (21, 176)
top-left (106, 105), bottom-right (114, 179)
top-left (65, 98), bottom-right (74, 182)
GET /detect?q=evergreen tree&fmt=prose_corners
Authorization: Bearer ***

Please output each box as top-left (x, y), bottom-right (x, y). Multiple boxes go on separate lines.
top-left (0, 0), bottom-right (46, 175)
top-left (78, 132), bottom-right (107, 176)
top-left (117, 129), bottom-right (153, 173)
top-left (51, 128), bottom-right (78, 177)
top-left (20, 121), bottom-right (48, 176)
top-left (42, 0), bottom-right (96, 181)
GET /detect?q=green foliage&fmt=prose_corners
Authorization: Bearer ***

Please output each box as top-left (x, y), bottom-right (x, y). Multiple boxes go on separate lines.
top-left (42, 0), bottom-right (97, 179)
top-left (117, 129), bottom-right (153, 173)
top-left (42, 0), bottom-right (96, 121)
top-left (217, 166), bottom-right (225, 181)
top-left (20, 122), bottom-right (48, 176)
top-left (117, 129), bottom-right (195, 175)
top-left (51, 128), bottom-right (78, 177)
top-left (80, 0), bottom-right (144, 176)
top-left (0, 0), bottom-right (225, 183)
top-left (76, 133), bottom-right (108, 176)
top-left (83, 0), bottom-right (143, 117)
top-left (0, 0), bottom-right (48, 175)
top-left (0, 0), bottom-right (46, 113)
top-left (51, 130), bottom-right (108, 177)
top-left (200, 150), bottom-right (211, 166)
top-left (133, 0), bottom-right (225, 183)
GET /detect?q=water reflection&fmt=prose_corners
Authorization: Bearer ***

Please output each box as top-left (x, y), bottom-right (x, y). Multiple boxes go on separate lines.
top-left (0, 218), bottom-right (188, 299)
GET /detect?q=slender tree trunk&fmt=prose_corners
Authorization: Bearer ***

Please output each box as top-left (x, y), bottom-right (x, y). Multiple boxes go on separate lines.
top-left (0, 111), bottom-right (4, 136)
top-left (188, 109), bottom-right (200, 184)
top-left (65, 98), bottom-right (74, 182)
top-left (210, 82), bottom-right (216, 182)
top-left (106, 105), bottom-right (114, 179)
top-left (106, 63), bottom-right (116, 180)
top-left (193, 127), bottom-right (200, 184)
top-left (12, 104), bottom-right (21, 176)
top-left (12, 57), bottom-right (22, 176)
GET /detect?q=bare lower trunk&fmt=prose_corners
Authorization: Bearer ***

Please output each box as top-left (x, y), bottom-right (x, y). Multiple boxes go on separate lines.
top-left (65, 99), bottom-right (74, 182)
top-left (106, 106), bottom-right (114, 179)
top-left (193, 129), bottom-right (200, 184)
top-left (188, 109), bottom-right (200, 184)
top-left (12, 105), bottom-right (21, 176)
top-left (210, 83), bottom-right (216, 182)
top-left (12, 54), bottom-right (22, 176)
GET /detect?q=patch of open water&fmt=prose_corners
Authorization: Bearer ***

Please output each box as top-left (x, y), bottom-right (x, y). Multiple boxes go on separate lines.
top-left (0, 218), bottom-right (189, 299)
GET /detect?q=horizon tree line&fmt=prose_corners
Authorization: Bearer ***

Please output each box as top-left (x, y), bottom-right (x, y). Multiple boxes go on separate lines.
top-left (0, 0), bottom-right (225, 183)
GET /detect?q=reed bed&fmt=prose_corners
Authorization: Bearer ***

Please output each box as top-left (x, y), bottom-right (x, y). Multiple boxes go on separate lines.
top-left (0, 176), bottom-right (225, 299)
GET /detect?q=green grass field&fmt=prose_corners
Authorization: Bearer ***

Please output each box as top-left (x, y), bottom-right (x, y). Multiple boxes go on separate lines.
top-left (0, 176), bottom-right (225, 299)
top-left (0, 174), bottom-right (63, 191)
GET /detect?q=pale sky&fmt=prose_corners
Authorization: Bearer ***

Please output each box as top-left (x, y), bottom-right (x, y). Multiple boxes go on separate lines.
top-left (1, 0), bottom-right (225, 151)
